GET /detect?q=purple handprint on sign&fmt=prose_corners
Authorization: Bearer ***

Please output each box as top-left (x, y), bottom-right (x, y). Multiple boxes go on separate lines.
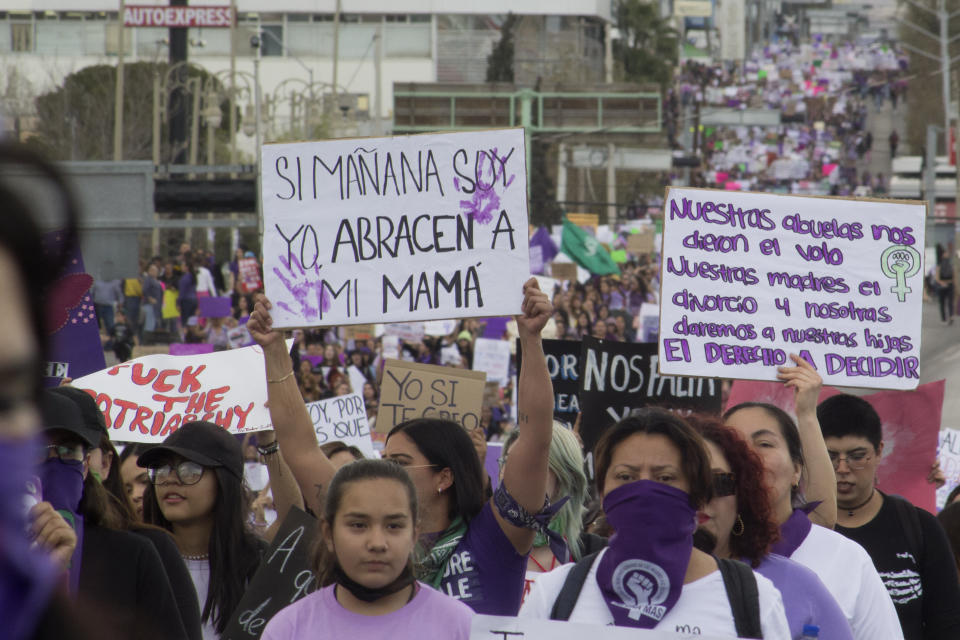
top-left (272, 254), bottom-right (331, 321)
top-left (454, 147), bottom-right (516, 225)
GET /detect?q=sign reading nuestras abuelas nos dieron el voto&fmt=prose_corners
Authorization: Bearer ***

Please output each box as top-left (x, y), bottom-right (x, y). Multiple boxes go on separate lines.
top-left (261, 129), bottom-right (530, 328)
top-left (658, 188), bottom-right (926, 390)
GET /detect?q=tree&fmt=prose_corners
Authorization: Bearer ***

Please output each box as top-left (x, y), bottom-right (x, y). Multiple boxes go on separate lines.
top-left (29, 62), bottom-right (235, 162)
top-left (486, 13), bottom-right (518, 83)
top-left (613, 0), bottom-right (679, 89)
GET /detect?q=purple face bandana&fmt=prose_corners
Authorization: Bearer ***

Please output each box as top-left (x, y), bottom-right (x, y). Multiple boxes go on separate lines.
top-left (596, 480), bottom-right (695, 629)
top-left (1, 438), bottom-right (58, 640)
top-left (38, 458), bottom-right (85, 592)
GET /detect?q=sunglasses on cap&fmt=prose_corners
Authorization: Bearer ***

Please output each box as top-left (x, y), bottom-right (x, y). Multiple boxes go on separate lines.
top-left (713, 472), bottom-right (736, 497)
top-left (149, 460), bottom-right (205, 486)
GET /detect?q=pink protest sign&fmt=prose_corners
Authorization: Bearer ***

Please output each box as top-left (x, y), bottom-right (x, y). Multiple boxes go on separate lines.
top-left (726, 379), bottom-right (944, 512)
top-left (169, 343), bottom-right (214, 356)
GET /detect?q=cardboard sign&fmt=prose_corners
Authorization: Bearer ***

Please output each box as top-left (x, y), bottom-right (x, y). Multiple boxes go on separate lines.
top-left (579, 337), bottom-right (722, 454)
top-left (221, 507), bottom-right (318, 640)
top-left (305, 392), bottom-right (376, 458)
top-left (517, 338), bottom-right (581, 424)
top-left (377, 359), bottom-right (486, 434)
top-left (74, 342), bottom-right (284, 442)
top-left (238, 257), bottom-right (263, 293)
top-left (43, 231), bottom-right (105, 386)
top-left (343, 324), bottom-right (375, 341)
top-left (658, 187), bottom-right (926, 390)
top-left (262, 129), bottom-right (530, 328)
top-left (627, 228), bottom-right (655, 254)
top-left (726, 379), bottom-right (944, 512)
top-left (471, 615), bottom-right (735, 639)
top-left (551, 262), bottom-right (578, 282)
top-left (198, 296), bottom-right (232, 318)
top-left (472, 337), bottom-right (511, 385)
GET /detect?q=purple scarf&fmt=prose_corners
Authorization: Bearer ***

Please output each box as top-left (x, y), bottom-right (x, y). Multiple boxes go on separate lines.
top-left (1, 439), bottom-right (58, 640)
top-left (596, 481), bottom-right (695, 628)
top-left (38, 458), bottom-right (85, 593)
top-left (770, 504), bottom-right (819, 557)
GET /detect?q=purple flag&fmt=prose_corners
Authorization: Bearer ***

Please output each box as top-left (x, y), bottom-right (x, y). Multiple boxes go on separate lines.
top-left (43, 231), bottom-right (105, 386)
top-left (198, 296), bottom-right (232, 318)
top-left (169, 343), bottom-right (215, 356)
top-left (529, 226), bottom-right (558, 263)
top-left (482, 317), bottom-right (510, 339)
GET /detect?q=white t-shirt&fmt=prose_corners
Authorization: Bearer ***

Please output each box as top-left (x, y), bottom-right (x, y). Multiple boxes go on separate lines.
top-left (520, 549), bottom-right (791, 640)
top-left (184, 557), bottom-right (219, 640)
top-left (196, 266), bottom-right (218, 297)
top-left (789, 524), bottom-right (904, 640)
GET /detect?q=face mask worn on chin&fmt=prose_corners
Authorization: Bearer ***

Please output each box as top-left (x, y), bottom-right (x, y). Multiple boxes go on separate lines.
top-left (333, 563), bottom-right (415, 603)
top-left (595, 480), bottom-right (696, 629)
top-left (38, 457), bottom-right (85, 593)
top-left (0, 439), bottom-right (59, 640)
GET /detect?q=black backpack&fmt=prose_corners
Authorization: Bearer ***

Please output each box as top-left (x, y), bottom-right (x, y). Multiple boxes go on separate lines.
top-left (549, 552), bottom-right (763, 639)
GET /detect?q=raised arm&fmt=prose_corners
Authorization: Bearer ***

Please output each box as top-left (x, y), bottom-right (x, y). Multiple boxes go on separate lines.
top-left (493, 278), bottom-right (555, 553)
top-left (254, 429), bottom-right (304, 542)
top-left (778, 353), bottom-right (837, 529)
top-left (248, 297), bottom-right (337, 515)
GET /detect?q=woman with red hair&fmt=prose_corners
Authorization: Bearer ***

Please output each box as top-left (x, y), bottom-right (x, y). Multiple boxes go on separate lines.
top-left (689, 415), bottom-right (853, 640)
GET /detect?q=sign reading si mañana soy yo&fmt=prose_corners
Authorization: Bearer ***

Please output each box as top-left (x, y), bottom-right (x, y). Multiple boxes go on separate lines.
top-left (659, 188), bottom-right (925, 390)
top-left (261, 129), bottom-right (530, 328)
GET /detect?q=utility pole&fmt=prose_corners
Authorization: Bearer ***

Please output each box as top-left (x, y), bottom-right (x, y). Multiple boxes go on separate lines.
top-left (374, 21), bottom-right (383, 136)
top-left (169, 0), bottom-right (188, 163)
top-left (332, 0), bottom-right (341, 111)
top-left (113, 0), bottom-right (125, 161)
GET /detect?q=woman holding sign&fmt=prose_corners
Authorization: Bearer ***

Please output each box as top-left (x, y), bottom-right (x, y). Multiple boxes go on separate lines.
top-left (248, 278), bottom-right (555, 616)
top-left (724, 356), bottom-right (904, 640)
top-left (261, 459), bottom-right (473, 639)
top-left (520, 409), bottom-right (791, 639)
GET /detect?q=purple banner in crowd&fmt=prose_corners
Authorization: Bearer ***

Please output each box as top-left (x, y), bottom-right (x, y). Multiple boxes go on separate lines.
top-left (482, 317), bottom-right (510, 339)
top-left (198, 296), bottom-right (232, 318)
top-left (485, 442), bottom-right (503, 491)
top-left (169, 343), bottom-right (215, 356)
top-left (529, 226), bottom-right (558, 263)
top-left (43, 231), bottom-right (105, 385)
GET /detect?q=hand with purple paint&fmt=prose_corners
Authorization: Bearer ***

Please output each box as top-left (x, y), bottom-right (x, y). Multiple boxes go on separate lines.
top-left (271, 254), bottom-right (329, 322)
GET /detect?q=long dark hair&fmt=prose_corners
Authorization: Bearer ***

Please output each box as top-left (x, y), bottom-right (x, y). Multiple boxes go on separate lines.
top-left (723, 402), bottom-right (807, 506)
top-left (386, 418), bottom-right (485, 523)
top-left (142, 466), bottom-right (261, 633)
top-left (312, 459), bottom-right (418, 586)
top-left (688, 415), bottom-right (780, 567)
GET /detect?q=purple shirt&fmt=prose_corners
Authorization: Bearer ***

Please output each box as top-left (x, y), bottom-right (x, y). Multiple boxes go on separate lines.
top-left (755, 554), bottom-right (854, 640)
top-left (262, 582), bottom-right (473, 640)
top-left (439, 502), bottom-right (526, 615)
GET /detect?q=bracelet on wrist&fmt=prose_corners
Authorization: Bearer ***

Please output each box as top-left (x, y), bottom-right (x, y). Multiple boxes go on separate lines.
top-left (257, 441), bottom-right (280, 456)
top-left (267, 370), bottom-right (295, 384)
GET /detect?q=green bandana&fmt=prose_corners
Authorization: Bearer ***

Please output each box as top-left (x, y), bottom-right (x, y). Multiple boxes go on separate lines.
top-left (533, 515), bottom-right (567, 550)
top-left (414, 516), bottom-right (468, 589)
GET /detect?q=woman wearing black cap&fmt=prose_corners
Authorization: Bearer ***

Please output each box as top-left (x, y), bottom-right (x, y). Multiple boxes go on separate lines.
top-left (139, 421), bottom-right (267, 640)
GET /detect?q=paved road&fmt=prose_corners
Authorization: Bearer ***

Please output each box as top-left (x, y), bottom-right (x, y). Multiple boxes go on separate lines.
top-left (856, 96), bottom-right (899, 188)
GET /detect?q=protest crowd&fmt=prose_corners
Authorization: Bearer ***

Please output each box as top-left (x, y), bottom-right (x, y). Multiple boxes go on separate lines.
top-left (4, 27), bottom-right (960, 640)
top-left (670, 38), bottom-right (908, 198)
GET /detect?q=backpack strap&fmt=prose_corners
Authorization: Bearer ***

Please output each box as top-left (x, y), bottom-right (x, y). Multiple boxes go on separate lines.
top-left (887, 493), bottom-right (923, 562)
top-left (549, 551), bottom-right (602, 621)
top-left (716, 558), bottom-right (763, 639)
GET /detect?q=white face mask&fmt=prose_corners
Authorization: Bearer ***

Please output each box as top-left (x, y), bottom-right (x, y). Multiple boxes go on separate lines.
top-left (244, 462), bottom-right (269, 492)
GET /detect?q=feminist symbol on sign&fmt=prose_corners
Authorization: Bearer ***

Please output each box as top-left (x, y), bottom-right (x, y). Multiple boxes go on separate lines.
top-left (880, 244), bottom-right (921, 303)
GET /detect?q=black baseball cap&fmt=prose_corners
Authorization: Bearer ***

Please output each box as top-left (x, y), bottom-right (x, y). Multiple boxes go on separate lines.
top-left (137, 421), bottom-right (243, 478)
top-left (40, 390), bottom-right (101, 449)
top-left (51, 387), bottom-right (108, 439)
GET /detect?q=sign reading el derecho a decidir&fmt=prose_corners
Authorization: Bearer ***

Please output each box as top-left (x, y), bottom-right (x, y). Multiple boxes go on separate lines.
top-left (658, 188), bottom-right (925, 390)
top-left (262, 129), bottom-right (530, 328)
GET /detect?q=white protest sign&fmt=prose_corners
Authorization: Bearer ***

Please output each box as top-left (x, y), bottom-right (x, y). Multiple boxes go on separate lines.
top-left (471, 615), bottom-right (734, 639)
top-left (73, 341), bottom-right (288, 443)
top-left (346, 365), bottom-right (368, 397)
top-left (937, 428), bottom-right (960, 510)
top-left (424, 319), bottom-right (457, 336)
top-left (472, 337), bottom-right (512, 384)
top-left (383, 322), bottom-right (425, 342)
top-left (381, 334), bottom-right (400, 360)
top-left (658, 188), bottom-right (925, 390)
top-left (305, 392), bottom-right (376, 458)
top-left (262, 128), bottom-right (530, 328)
